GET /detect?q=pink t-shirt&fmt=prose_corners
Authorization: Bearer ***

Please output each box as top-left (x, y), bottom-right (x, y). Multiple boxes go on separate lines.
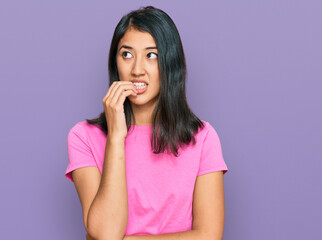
top-left (65, 120), bottom-right (228, 235)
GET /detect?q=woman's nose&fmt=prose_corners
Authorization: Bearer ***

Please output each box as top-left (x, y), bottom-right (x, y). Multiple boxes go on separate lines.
top-left (131, 56), bottom-right (145, 76)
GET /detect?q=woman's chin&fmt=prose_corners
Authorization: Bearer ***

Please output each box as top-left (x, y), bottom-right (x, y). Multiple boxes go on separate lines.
top-left (128, 96), bottom-right (146, 104)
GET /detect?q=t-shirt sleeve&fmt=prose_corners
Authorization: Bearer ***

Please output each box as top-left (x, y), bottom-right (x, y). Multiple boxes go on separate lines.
top-left (65, 123), bottom-right (98, 182)
top-left (197, 122), bottom-right (228, 176)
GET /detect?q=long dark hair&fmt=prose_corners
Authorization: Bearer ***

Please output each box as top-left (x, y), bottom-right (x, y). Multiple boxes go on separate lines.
top-left (86, 6), bottom-right (205, 157)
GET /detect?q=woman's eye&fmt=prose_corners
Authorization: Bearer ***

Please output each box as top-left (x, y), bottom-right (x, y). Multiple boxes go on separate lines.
top-left (147, 52), bottom-right (158, 59)
top-left (122, 51), bottom-right (132, 58)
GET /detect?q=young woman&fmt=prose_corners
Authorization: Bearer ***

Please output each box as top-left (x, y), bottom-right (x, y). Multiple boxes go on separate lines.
top-left (65, 6), bottom-right (228, 240)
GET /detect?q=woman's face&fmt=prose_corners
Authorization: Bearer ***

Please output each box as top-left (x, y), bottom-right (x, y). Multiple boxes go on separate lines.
top-left (116, 27), bottom-right (160, 108)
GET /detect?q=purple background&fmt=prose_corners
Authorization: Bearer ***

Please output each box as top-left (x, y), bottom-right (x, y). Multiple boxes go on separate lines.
top-left (1, 0), bottom-right (321, 239)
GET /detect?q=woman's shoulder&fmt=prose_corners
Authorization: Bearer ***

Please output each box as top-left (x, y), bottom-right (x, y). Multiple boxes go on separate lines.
top-left (198, 119), bottom-right (211, 133)
top-left (68, 120), bottom-right (103, 139)
top-left (197, 119), bottom-right (221, 139)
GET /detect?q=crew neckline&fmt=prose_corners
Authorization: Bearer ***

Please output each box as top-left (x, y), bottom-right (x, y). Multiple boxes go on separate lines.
top-left (129, 124), bottom-right (153, 134)
top-left (130, 124), bottom-right (152, 126)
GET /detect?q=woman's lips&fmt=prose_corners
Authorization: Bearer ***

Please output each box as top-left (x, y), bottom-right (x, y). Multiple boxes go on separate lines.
top-left (135, 85), bottom-right (148, 94)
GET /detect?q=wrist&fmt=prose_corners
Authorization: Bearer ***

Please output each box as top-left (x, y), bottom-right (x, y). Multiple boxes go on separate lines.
top-left (107, 136), bottom-right (125, 144)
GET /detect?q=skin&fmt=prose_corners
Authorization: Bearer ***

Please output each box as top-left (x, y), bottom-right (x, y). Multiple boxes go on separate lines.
top-left (116, 27), bottom-right (161, 125)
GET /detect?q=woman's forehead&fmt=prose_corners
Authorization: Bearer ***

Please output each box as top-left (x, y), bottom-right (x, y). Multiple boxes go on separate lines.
top-left (118, 28), bottom-right (157, 50)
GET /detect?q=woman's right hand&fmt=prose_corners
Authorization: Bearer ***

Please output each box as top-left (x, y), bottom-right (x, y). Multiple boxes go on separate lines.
top-left (102, 81), bottom-right (138, 141)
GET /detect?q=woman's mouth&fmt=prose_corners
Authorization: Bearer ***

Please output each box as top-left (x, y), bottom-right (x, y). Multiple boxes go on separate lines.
top-left (133, 82), bottom-right (148, 94)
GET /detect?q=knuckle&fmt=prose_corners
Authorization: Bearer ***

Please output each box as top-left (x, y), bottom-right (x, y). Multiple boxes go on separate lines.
top-left (115, 106), bottom-right (122, 112)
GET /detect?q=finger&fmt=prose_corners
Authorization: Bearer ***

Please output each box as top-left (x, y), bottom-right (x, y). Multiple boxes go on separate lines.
top-left (103, 81), bottom-right (119, 102)
top-left (115, 89), bottom-right (137, 106)
top-left (110, 84), bottom-right (137, 106)
top-left (104, 81), bottom-right (136, 102)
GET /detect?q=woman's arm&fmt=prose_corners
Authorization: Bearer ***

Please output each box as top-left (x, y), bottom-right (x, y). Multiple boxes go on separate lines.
top-left (87, 137), bottom-right (128, 239)
top-left (72, 137), bottom-right (128, 240)
top-left (72, 82), bottom-right (137, 239)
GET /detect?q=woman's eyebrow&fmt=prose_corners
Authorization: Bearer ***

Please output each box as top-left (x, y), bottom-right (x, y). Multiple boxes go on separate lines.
top-left (118, 45), bottom-right (158, 51)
